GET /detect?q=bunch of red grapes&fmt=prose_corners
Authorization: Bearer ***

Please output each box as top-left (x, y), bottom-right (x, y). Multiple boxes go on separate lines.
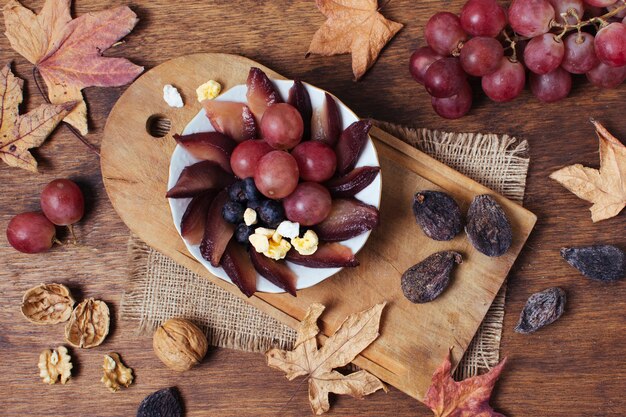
top-left (409, 0), bottom-right (626, 119)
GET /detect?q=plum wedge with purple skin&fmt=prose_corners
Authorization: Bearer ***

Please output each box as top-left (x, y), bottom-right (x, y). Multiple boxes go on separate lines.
top-left (221, 240), bottom-right (257, 297)
top-left (335, 120), bottom-right (372, 175)
top-left (286, 242), bottom-right (359, 268)
top-left (174, 132), bottom-right (236, 174)
top-left (325, 166), bottom-right (380, 198)
top-left (311, 92), bottom-right (341, 146)
top-left (180, 190), bottom-right (218, 245)
top-left (166, 161), bottom-right (235, 198)
top-left (200, 190), bottom-right (235, 267)
top-left (314, 198), bottom-right (380, 241)
top-left (246, 67), bottom-right (282, 122)
top-left (203, 100), bottom-right (257, 142)
top-left (287, 80), bottom-right (312, 141)
top-left (249, 249), bottom-right (297, 296)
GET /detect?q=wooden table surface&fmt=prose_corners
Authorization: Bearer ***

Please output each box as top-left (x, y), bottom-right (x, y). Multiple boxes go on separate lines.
top-left (0, 1), bottom-right (624, 416)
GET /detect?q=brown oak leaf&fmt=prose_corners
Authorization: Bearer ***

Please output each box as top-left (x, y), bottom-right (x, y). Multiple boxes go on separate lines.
top-left (0, 64), bottom-right (76, 172)
top-left (307, 0), bottom-right (403, 80)
top-left (424, 350), bottom-right (507, 417)
top-left (3, 0), bottom-right (144, 134)
top-left (266, 303), bottom-right (387, 415)
top-left (550, 120), bottom-right (626, 222)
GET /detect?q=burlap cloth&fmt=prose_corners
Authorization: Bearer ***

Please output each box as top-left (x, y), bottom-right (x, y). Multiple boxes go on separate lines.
top-left (121, 121), bottom-right (530, 380)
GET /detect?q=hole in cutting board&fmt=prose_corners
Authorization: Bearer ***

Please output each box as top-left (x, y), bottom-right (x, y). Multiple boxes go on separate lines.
top-left (146, 115), bottom-right (172, 138)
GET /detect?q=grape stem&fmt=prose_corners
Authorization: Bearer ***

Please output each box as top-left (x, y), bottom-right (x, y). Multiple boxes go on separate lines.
top-left (552, 2), bottom-right (626, 40)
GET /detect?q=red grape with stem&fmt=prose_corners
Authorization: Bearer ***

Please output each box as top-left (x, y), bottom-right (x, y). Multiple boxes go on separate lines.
top-left (524, 33), bottom-right (565, 74)
top-left (509, 0), bottom-right (556, 37)
top-left (6, 212), bottom-right (58, 254)
top-left (562, 32), bottom-right (599, 73)
top-left (549, 0), bottom-right (585, 24)
top-left (424, 12), bottom-right (468, 55)
top-left (40, 179), bottom-right (84, 242)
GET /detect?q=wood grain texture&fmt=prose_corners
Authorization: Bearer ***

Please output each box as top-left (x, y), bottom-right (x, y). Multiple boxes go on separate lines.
top-left (0, 1), bottom-right (624, 416)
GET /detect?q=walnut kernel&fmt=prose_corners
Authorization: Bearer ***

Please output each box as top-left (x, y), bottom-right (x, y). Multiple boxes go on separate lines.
top-left (21, 283), bottom-right (75, 324)
top-left (65, 298), bottom-right (110, 348)
top-left (38, 346), bottom-right (72, 384)
top-left (153, 318), bottom-right (208, 372)
top-left (101, 352), bottom-right (134, 392)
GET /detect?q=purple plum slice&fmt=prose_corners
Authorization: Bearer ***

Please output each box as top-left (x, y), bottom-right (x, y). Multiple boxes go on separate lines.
top-left (203, 100), bottom-right (257, 142)
top-left (180, 190), bottom-right (218, 245)
top-left (311, 92), bottom-right (341, 146)
top-left (286, 242), bottom-right (359, 268)
top-left (314, 198), bottom-right (380, 241)
top-left (325, 166), bottom-right (380, 198)
top-left (287, 80), bottom-right (312, 141)
top-left (249, 249), bottom-right (297, 296)
top-left (221, 240), bottom-right (257, 297)
top-left (174, 132), bottom-right (236, 174)
top-left (335, 120), bottom-right (372, 175)
top-left (246, 67), bottom-right (282, 122)
top-left (200, 190), bottom-right (235, 267)
top-left (166, 161), bottom-right (235, 198)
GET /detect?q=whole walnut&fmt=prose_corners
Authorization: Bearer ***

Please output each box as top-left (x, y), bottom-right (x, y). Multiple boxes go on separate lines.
top-left (153, 318), bottom-right (208, 371)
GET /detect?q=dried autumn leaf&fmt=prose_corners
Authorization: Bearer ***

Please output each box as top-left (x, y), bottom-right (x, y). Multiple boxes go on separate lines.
top-left (424, 350), bottom-right (507, 417)
top-left (550, 120), bottom-right (626, 222)
top-left (307, 0), bottom-right (403, 80)
top-left (0, 64), bottom-right (76, 172)
top-left (266, 303), bottom-right (387, 415)
top-left (3, 0), bottom-right (144, 134)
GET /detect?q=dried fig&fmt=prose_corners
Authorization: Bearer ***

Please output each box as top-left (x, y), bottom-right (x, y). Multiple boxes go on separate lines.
top-left (412, 190), bottom-right (462, 241)
top-left (38, 346), bottom-right (72, 385)
top-left (137, 387), bottom-right (183, 417)
top-left (64, 298), bottom-right (110, 348)
top-left (401, 251), bottom-right (463, 303)
top-left (21, 283), bottom-right (74, 324)
top-left (153, 318), bottom-right (208, 372)
top-left (515, 287), bottom-right (566, 334)
top-left (101, 352), bottom-right (134, 392)
top-left (465, 194), bottom-right (512, 257)
top-left (561, 245), bottom-right (625, 282)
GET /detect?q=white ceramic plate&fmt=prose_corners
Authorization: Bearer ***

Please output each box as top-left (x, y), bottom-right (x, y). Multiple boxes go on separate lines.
top-left (168, 79), bottom-right (382, 293)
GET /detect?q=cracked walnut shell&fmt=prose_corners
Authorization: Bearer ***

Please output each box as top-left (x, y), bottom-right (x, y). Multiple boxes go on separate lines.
top-left (38, 346), bottom-right (72, 384)
top-left (65, 298), bottom-right (110, 348)
top-left (21, 283), bottom-right (75, 324)
top-left (101, 352), bottom-right (134, 392)
top-left (153, 318), bottom-right (208, 372)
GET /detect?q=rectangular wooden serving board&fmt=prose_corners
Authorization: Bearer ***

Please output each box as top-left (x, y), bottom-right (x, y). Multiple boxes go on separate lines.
top-left (101, 53), bottom-right (536, 402)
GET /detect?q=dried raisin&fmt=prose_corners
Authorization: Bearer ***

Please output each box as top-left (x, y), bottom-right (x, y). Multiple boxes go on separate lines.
top-left (412, 190), bottom-right (462, 241)
top-left (561, 245), bottom-right (625, 282)
top-left (137, 387), bottom-right (183, 417)
top-left (465, 194), bottom-right (512, 257)
top-left (515, 287), bottom-right (566, 334)
top-left (401, 251), bottom-right (462, 303)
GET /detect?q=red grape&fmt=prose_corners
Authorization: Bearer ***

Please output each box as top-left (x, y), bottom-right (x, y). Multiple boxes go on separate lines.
top-left (549, 0), bottom-right (584, 24)
top-left (282, 182), bottom-right (332, 226)
top-left (431, 82), bottom-right (473, 119)
top-left (230, 139), bottom-right (272, 179)
top-left (254, 151), bottom-right (299, 199)
top-left (595, 22), bottom-right (626, 67)
top-left (40, 179), bottom-right (84, 226)
top-left (482, 58), bottom-right (527, 102)
top-left (459, 37), bottom-right (504, 76)
top-left (6, 212), bottom-right (56, 254)
top-left (608, 1), bottom-right (626, 18)
top-left (424, 57), bottom-right (466, 98)
top-left (586, 61), bottom-right (626, 88)
top-left (562, 32), bottom-right (599, 74)
top-left (291, 141), bottom-right (337, 183)
top-left (584, 0), bottom-right (619, 6)
top-left (260, 103), bottom-right (304, 150)
top-left (460, 0), bottom-right (508, 37)
top-left (424, 12), bottom-right (468, 55)
top-left (509, 0), bottom-right (555, 37)
top-left (530, 67), bottom-right (572, 102)
top-left (524, 33), bottom-right (565, 74)
top-left (409, 47), bottom-right (444, 84)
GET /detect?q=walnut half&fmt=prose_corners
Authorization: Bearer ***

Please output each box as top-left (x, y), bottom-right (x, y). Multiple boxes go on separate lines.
top-left (101, 352), bottom-right (134, 392)
top-left (38, 346), bottom-right (72, 384)
top-left (21, 283), bottom-right (75, 324)
top-left (65, 298), bottom-right (110, 348)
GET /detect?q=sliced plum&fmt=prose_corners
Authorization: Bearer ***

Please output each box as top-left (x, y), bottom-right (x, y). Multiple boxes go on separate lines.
top-left (325, 166), bottom-right (380, 198)
top-left (286, 242), bottom-right (359, 268)
top-left (166, 161), bottom-right (235, 198)
top-left (246, 67), bottom-right (282, 122)
top-left (335, 120), bottom-right (372, 175)
top-left (174, 132), bottom-right (236, 173)
top-left (203, 100), bottom-right (257, 142)
top-left (180, 190), bottom-right (218, 245)
top-left (314, 198), bottom-right (380, 241)
top-left (287, 80), bottom-right (312, 141)
top-left (221, 240), bottom-right (257, 297)
top-left (311, 92), bottom-right (341, 146)
top-left (200, 190), bottom-right (235, 267)
top-left (249, 249), bottom-right (297, 296)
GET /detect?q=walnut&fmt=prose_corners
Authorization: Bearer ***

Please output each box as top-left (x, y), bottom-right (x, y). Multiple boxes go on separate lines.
top-left (64, 298), bottom-right (110, 348)
top-left (21, 283), bottom-right (75, 324)
top-left (38, 346), bottom-right (72, 384)
top-left (153, 318), bottom-right (208, 371)
top-left (101, 352), bottom-right (134, 392)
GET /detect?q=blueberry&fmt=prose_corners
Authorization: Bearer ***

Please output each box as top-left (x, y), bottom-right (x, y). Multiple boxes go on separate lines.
top-left (222, 201), bottom-right (245, 224)
top-left (234, 223), bottom-right (254, 245)
top-left (228, 181), bottom-right (247, 203)
top-left (257, 200), bottom-right (285, 228)
top-left (242, 177), bottom-right (263, 202)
